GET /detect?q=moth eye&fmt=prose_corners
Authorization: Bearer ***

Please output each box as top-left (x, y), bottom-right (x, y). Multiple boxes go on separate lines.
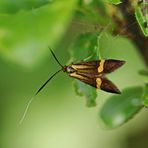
top-left (67, 66), bottom-right (75, 73)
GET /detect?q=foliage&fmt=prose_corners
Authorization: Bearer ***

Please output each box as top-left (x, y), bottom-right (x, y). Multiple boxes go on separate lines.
top-left (99, 86), bottom-right (143, 128)
top-left (0, 0), bottom-right (77, 67)
top-left (0, 0), bottom-right (147, 129)
top-left (108, 0), bottom-right (121, 5)
top-left (143, 83), bottom-right (148, 107)
top-left (135, 2), bottom-right (148, 36)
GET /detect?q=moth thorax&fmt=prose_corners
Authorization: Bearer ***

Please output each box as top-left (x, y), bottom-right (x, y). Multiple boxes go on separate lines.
top-left (66, 65), bottom-right (75, 73)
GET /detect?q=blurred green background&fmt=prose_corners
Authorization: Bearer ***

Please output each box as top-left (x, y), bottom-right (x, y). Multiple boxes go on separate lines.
top-left (0, 0), bottom-right (148, 148)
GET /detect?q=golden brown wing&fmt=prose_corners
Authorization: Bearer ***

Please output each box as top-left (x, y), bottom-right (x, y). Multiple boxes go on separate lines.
top-left (69, 72), bottom-right (97, 88)
top-left (71, 59), bottom-right (125, 74)
top-left (69, 71), bottom-right (121, 94)
top-left (67, 59), bottom-right (125, 94)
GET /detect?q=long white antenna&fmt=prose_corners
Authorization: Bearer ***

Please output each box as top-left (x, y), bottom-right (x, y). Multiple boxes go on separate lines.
top-left (19, 96), bottom-right (35, 124)
top-left (19, 69), bottom-right (62, 125)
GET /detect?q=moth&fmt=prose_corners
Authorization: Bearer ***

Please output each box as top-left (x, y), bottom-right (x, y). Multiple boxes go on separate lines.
top-left (35, 48), bottom-right (125, 96)
top-left (19, 48), bottom-right (125, 124)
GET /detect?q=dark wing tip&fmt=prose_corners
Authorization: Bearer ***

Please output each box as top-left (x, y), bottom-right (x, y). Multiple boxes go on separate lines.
top-left (100, 77), bottom-right (122, 94)
top-left (110, 59), bottom-right (126, 68)
top-left (103, 59), bottom-right (126, 73)
top-left (113, 88), bottom-right (121, 94)
top-left (104, 85), bottom-right (121, 94)
top-left (117, 60), bottom-right (126, 67)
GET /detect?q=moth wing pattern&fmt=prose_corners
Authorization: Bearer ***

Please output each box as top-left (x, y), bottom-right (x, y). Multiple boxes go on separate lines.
top-left (69, 72), bottom-right (97, 88)
top-left (103, 59), bottom-right (125, 74)
top-left (70, 61), bottom-right (100, 88)
top-left (69, 59), bottom-right (125, 94)
top-left (71, 61), bottom-right (100, 75)
top-left (100, 77), bottom-right (121, 94)
top-left (71, 59), bottom-right (125, 75)
top-left (69, 72), bottom-right (121, 94)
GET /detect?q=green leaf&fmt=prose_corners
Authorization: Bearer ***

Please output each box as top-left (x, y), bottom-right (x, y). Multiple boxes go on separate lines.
top-left (135, 5), bottom-right (148, 36)
top-left (108, 0), bottom-right (121, 5)
top-left (74, 80), bottom-right (97, 107)
top-left (69, 32), bottom-right (101, 107)
top-left (99, 86), bottom-right (143, 129)
top-left (0, 0), bottom-right (77, 67)
top-left (69, 33), bottom-right (100, 62)
top-left (76, 0), bottom-right (109, 26)
top-left (0, 0), bottom-right (49, 14)
top-left (143, 84), bottom-right (148, 107)
top-left (139, 70), bottom-right (148, 77)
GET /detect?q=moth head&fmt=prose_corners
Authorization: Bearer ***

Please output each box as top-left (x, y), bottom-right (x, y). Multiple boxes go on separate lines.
top-left (65, 65), bottom-right (76, 73)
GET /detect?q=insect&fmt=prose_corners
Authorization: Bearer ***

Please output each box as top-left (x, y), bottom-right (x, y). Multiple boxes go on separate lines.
top-left (34, 48), bottom-right (125, 95)
top-left (19, 47), bottom-right (125, 124)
